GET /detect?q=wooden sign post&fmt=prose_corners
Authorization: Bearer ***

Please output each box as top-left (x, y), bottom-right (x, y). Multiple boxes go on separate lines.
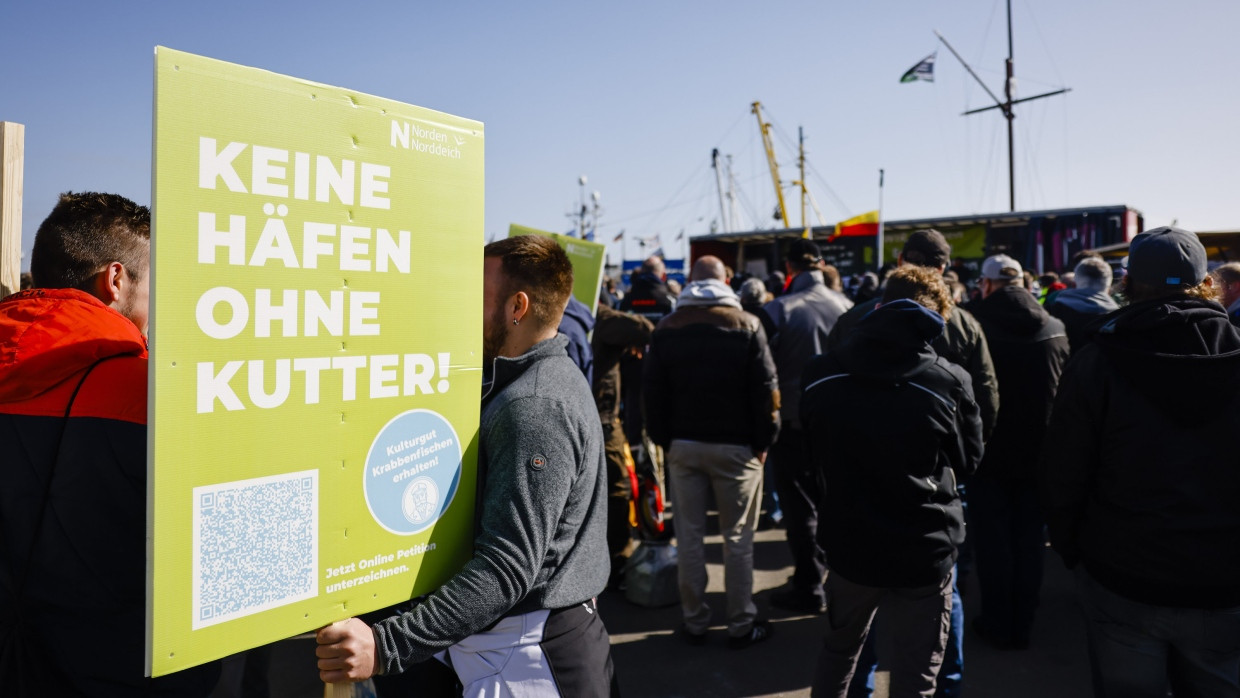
top-left (0, 122), bottom-right (23, 298)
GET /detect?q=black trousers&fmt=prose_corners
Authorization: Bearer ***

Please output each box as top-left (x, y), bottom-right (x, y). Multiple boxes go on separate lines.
top-left (771, 425), bottom-right (827, 598)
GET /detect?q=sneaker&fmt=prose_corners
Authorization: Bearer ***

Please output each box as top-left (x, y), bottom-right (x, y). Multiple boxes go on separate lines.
top-left (728, 620), bottom-right (772, 649)
top-left (769, 588), bottom-right (827, 615)
top-left (681, 625), bottom-right (707, 646)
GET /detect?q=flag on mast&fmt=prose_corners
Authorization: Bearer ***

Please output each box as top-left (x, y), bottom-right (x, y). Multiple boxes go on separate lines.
top-left (612, 229), bottom-right (625, 243)
top-left (830, 211), bottom-right (880, 241)
top-left (900, 53), bottom-right (936, 83)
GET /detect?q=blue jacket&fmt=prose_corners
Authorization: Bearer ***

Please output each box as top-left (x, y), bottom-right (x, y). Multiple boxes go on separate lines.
top-left (558, 296), bottom-right (595, 385)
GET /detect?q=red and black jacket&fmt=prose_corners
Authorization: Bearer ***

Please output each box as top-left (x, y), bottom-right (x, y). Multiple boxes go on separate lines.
top-left (0, 289), bottom-right (217, 696)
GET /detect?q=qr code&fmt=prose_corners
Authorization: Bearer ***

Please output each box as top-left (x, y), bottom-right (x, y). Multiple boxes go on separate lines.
top-left (192, 470), bottom-right (318, 629)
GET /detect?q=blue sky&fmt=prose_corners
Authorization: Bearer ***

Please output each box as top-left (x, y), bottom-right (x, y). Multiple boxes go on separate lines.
top-left (6, 0), bottom-right (1239, 269)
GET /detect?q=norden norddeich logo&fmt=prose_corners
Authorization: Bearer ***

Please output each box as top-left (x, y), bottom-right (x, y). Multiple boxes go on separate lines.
top-left (391, 119), bottom-right (465, 159)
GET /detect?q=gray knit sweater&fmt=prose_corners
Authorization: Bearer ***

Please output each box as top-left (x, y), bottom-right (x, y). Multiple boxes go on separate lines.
top-left (373, 334), bottom-right (609, 672)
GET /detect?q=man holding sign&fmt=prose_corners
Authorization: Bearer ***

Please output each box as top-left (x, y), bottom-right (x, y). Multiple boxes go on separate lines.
top-left (317, 235), bottom-right (616, 696)
top-left (0, 193), bottom-right (220, 695)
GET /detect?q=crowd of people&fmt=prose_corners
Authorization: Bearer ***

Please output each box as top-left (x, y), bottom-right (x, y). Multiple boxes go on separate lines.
top-left (601, 228), bottom-right (1240, 698)
top-left (3, 191), bottom-right (1239, 697)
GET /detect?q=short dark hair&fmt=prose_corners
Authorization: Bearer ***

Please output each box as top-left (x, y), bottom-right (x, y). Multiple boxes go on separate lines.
top-left (485, 235), bottom-right (574, 330)
top-left (30, 192), bottom-right (150, 290)
top-left (882, 265), bottom-right (953, 319)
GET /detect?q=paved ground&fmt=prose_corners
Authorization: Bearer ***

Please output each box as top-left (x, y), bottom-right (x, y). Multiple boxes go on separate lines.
top-left (224, 527), bottom-right (1093, 697)
top-left (603, 527), bottom-right (1092, 697)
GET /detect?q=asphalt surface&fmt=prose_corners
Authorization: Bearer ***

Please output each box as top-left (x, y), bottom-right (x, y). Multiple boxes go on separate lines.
top-left (602, 527), bottom-right (1092, 697)
top-left (217, 526), bottom-right (1093, 698)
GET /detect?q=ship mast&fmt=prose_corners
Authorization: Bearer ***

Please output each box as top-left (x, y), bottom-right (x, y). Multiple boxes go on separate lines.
top-left (798, 126), bottom-right (808, 235)
top-left (936, 0), bottom-right (1070, 212)
top-left (711, 148), bottom-right (730, 233)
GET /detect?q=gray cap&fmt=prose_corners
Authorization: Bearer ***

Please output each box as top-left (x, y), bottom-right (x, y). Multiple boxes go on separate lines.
top-left (1126, 226), bottom-right (1207, 287)
top-left (981, 254), bottom-right (1023, 280)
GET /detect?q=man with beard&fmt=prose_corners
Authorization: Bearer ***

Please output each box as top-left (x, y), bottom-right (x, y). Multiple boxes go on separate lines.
top-left (317, 235), bottom-right (615, 697)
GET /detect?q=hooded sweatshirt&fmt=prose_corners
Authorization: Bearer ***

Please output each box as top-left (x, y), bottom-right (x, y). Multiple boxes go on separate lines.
top-left (643, 279), bottom-right (780, 452)
top-left (675, 278), bottom-right (742, 309)
top-left (801, 300), bottom-right (984, 587)
top-left (557, 295), bottom-right (596, 384)
top-left (0, 289), bottom-right (218, 695)
top-left (1046, 285), bottom-right (1119, 354)
top-left (1040, 297), bottom-right (1240, 608)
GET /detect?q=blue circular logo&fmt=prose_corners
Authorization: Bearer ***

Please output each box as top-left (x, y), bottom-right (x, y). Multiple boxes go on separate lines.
top-left (363, 409), bottom-right (462, 535)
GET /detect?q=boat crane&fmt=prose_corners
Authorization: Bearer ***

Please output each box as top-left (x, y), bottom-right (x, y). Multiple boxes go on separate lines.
top-left (752, 101), bottom-right (790, 230)
top-left (749, 101), bottom-right (829, 238)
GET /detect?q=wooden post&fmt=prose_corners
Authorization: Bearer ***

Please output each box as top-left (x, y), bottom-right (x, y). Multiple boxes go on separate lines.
top-left (0, 122), bottom-right (24, 298)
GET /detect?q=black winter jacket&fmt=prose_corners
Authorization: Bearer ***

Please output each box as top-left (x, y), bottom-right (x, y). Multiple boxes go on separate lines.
top-left (1045, 287), bottom-right (1119, 356)
top-left (828, 296), bottom-right (1000, 441)
top-left (0, 290), bottom-right (220, 696)
top-left (802, 300), bottom-right (984, 588)
top-left (1040, 297), bottom-right (1240, 608)
top-left (643, 300), bottom-right (780, 452)
top-left (620, 273), bottom-right (676, 324)
top-left (965, 286), bottom-right (1069, 481)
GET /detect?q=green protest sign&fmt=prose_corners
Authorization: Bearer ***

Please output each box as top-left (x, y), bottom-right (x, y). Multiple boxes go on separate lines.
top-left (149, 48), bottom-right (483, 676)
top-left (508, 224), bottom-right (605, 313)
